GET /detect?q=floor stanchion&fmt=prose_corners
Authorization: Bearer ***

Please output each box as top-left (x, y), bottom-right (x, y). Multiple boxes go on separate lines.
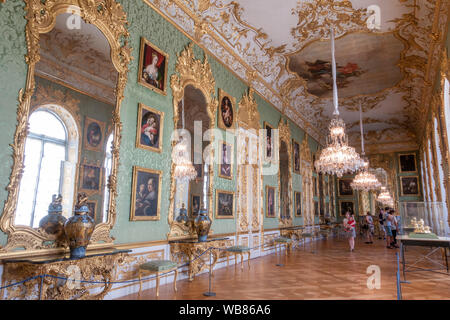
top-left (203, 248), bottom-right (216, 297)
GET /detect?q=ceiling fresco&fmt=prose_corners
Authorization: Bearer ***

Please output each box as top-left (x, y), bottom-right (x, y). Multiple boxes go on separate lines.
top-left (144, 0), bottom-right (448, 153)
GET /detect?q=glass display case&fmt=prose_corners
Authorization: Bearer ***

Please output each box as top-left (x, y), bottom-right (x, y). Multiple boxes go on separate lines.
top-left (398, 202), bottom-right (449, 237)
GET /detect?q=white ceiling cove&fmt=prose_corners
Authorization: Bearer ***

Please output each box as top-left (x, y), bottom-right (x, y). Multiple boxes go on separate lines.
top-left (146, 0), bottom-right (448, 153)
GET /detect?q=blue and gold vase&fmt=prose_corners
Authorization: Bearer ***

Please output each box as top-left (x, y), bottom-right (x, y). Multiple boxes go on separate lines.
top-left (194, 207), bottom-right (211, 242)
top-left (39, 194), bottom-right (67, 240)
top-left (64, 193), bottom-right (95, 259)
top-left (176, 203), bottom-right (189, 224)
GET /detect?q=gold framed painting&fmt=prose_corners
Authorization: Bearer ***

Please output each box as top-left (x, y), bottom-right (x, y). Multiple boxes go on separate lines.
top-left (217, 89), bottom-right (236, 130)
top-left (138, 37), bottom-right (169, 95)
top-left (400, 176), bottom-right (420, 196)
top-left (294, 191), bottom-right (302, 217)
top-left (338, 178), bottom-right (353, 196)
top-left (339, 200), bottom-right (355, 216)
top-left (130, 166), bottom-right (162, 221)
top-left (398, 153), bottom-right (417, 173)
top-left (215, 190), bottom-right (234, 219)
top-left (263, 121), bottom-right (274, 162)
top-left (136, 103), bottom-right (164, 153)
top-left (86, 200), bottom-right (97, 222)
top-left (190, 194), bottom-right (201, 217)
top-left (80, 163), bottom-right (103, 194)
top-left (265, 185), bottom-right (276, 218)
top-left (83, 116), bottom-right (106, 152)
top-left (292, 139), bottom-right (300, 174)
top-left (218, 140), bottom-right (233, 180)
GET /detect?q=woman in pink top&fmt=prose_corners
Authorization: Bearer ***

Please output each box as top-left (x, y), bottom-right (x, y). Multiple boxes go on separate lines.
top-left (343, 211), bottom-right (356, 252)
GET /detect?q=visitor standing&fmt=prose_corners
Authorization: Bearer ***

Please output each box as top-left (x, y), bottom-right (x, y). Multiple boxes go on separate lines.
top-left (378, 208), bottom-right (386, 240)
top-left (389, 209), bottom-right (399, 248)
top-left (385, 209), bottom-right (394, 249)
top-left (343, 211), bottom-right (356, 252)
top-left (365, 212), bottom-right (374, 244)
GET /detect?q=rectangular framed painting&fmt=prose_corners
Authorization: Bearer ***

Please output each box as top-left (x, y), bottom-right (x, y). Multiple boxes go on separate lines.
top-left (215, 190), bottom-right (234, 219)
top-left (130, 166), bottom-right (162, 221)
top-left (218, 89), bottom-right (236, 130)
top-left (263, 122), bottom-right (274, 162)
top-left (292, 139), bottom-right (300, 174)
top-left (218, 140), bottom-right (233, 180)
top-left (86, 200), bottom-right (97, 221)
top-left (314, 201), bottom-right (319, 216)
top-left (294, 191), bottom-right (302, 217)
top-left (190, 194), bottom-right (201, 217)
top-left (83, 116), bottom-right (105, 152)
top-left (338, 178), bottom-right (354, 196)
top-left (194, 163), bottom-right (203, 180)
top-left (265, 186), bottom-right (276, 218)
top-left (398, 153), bottom-right (417, 173)
top-left (400, 176), bottom-right (420, 196)
top-left (313, 176), bottom-right (318, 197)
top-left (136, 103), bottom-right (164, 153)
top-left (339, 200), bottom-right (355, 216)
top-left (138, 37), bottom-right (169, 95)
top-left (80, 163), bottom-right (102, 193)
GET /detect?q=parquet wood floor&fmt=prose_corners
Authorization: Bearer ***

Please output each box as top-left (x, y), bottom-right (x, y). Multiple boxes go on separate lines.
top-left (118, 236), bottom-right (450, 300)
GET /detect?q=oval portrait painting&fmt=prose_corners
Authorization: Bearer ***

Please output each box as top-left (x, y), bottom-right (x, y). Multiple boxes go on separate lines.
top-left (220, 96), bottom-right (234, 128)
top-left (86, 122), bottom-right (102, 148)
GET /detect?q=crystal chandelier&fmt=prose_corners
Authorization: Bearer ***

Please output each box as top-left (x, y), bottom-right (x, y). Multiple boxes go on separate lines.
top-left (377, 186), bottom-right (394, 206)
top-left (350, 103), bottom-right (381, 191)
top-left (314, 28), bottom-right (364, 178)
top-left (173, 97), bottom-right (197, 183)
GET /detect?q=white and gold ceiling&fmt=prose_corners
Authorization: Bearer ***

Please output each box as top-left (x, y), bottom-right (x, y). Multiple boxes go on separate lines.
top-left (146, 0), bottom-right (449, 153)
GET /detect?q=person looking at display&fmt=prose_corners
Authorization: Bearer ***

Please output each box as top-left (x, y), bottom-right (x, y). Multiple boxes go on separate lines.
top-left (343, 211), bottom-right (356, 252)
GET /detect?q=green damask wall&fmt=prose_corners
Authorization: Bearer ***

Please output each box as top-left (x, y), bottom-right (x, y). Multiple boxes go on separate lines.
top-left (0, 0), bottom-right (321, 246)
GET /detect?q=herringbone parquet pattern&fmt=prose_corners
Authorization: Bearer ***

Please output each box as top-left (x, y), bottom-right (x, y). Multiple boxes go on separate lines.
top-left (118, 236), bottom-right (450, 300)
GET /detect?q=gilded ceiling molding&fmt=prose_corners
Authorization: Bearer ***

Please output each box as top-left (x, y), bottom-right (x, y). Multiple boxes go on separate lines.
top-left (168, 42), bottom-right (218, 239)
top-left (0, 0), bottom-right (131, 256)
top-left (290, 0), bottom-right (370, 44)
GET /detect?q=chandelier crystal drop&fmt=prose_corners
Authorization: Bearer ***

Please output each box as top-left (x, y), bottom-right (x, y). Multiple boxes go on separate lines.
top-left (314, 27), bottom-right (364, 178)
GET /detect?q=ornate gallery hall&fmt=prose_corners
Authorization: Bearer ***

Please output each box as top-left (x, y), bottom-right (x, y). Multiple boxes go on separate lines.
top-left (0, 0), bottom-right (449, 305)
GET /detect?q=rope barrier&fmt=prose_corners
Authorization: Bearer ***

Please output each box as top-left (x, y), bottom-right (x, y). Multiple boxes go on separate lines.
top-left (0, 237), bottom-right (298, 292)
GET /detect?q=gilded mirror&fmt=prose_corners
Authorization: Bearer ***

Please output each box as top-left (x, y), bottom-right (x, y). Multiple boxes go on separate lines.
top-left (0, 0), bottom-right (130, 256)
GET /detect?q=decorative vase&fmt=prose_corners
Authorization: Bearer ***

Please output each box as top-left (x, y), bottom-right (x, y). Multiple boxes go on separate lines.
top-left (64, 193), bottom-right (95, 259)
top-left (194, 207), bottom-right (211, 242)
top-left (39, 194), bottom-right (67, 241)
top-left (175, 203), bottom-right (189, 224)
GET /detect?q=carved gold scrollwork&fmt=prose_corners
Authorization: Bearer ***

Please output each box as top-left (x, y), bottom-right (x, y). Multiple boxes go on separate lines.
top-left (168, 42), bottom-right (218, 239)
top-left (300, 136), bottom-right (314, 225)
top-left (277, 118), bottom-right (293, 228)
top-left (0, 0), bottom-right (131, 257)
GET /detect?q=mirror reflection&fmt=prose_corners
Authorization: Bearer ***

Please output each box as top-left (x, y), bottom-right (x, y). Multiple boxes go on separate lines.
top-left (14, 13), bottom-right (117, 230)
top-left (279, 140), bottom-right (290, 219)
top-left (174, 85), bottom-right (210, 223)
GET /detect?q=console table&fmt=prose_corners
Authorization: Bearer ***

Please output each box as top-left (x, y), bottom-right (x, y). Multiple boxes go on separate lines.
top-left (1, 248), bottom-right (131, 300)
top-left (169, 237), bottom-right (230, 281)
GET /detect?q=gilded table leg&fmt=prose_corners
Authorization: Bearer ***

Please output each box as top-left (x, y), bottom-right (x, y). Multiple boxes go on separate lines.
top-left (155, 272), bottom-right (160, 297)
top-left (240, 253), bottom-right (244, 270)
top-left (227, 252), bottom-right (229, 267)
top-left (173, 269), bottom-right (178, 292)
top-left (138, 270), bottom-right (142, 298)
top-left (247, 252), bottom-right (251, 269)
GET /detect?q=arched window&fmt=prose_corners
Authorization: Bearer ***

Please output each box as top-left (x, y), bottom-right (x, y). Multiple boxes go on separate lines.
top-left (102, 133), bottom-right (113, 222)
top-left (15, 110), bottom-right (68, 227)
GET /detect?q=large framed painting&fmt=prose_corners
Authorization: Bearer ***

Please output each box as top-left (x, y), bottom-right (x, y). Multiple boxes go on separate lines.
top-left (138, 37), bottom-right (169, 95)
top-left (194, 163), bottom-right (203, 180)
top-left (218, 89), bottom-right (236, 130)
top-left (263, 122), bottom-right (274, 161)
top-left (266, 186), bottom-right (276, 218)
top-left (398, 153), bottom-right (417, 173)
top-left (338, 178), bottom-right (353, 196)
top-left (294, 191), bottom-right (302, 217)
top-left (136, 103), bottom-right (164, 153)
top-left (400, 176), bottom-right (420, 196)
top-left (292, 139), bottom-right (300, 173)
top-left (80, 163), bottom-right (102, 193)
top-left (84, 116), bottom-right (105, 152)
top-left (215, 190), bottom-right (234, 219)
top-left (339, 200), bottom-right (355, 216)
top-left (218, 140), bottom-right (233, 180)
top-left (130, 166), bottom-right (162, 221)
top-left (86, 200), bottom-right (97, 221)
top-left (190, 194), bottom-right (201, 217)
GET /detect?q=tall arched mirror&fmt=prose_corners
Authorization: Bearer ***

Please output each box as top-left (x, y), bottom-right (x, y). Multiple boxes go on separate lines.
top-left (0, 1), bottom-right (130, 255)
top-left (168, 43), bottom-right (217, 239)
top-left (278, 119), bottom-right (293, 228)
